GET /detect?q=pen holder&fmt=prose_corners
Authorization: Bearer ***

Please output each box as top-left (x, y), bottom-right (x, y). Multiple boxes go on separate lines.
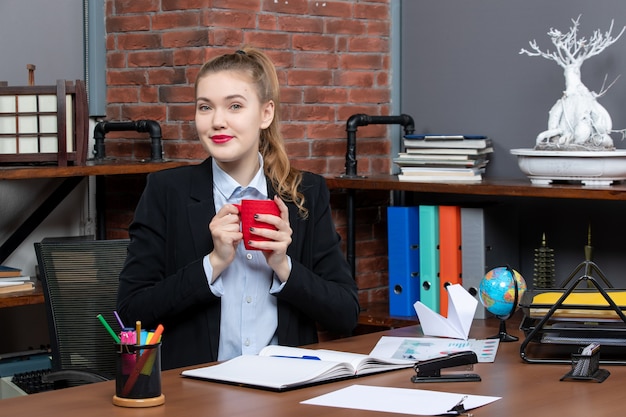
top-left (113, 343), bottom-right (165, 407)
top-left (560, 349), bottom-right (610, 383)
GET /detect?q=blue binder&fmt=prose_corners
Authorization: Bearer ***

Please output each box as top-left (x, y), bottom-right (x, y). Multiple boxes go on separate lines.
top-left (387, 206), bottom-right (420, 317)
top-left (419, 205), bottom-right (440, 312)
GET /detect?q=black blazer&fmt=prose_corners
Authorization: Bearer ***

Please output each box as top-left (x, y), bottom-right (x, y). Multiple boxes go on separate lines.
top-left (117, 158), bottom-right (359, 370)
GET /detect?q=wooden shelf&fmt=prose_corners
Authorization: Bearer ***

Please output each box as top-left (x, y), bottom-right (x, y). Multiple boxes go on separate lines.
top-left (325, 174), bottom-right (626, 329)
top-left (0, 158), bottom-right (196, 180)
top-left (0, 281), bottom-right (44, 309)
top-left (325, 174), bottom-right (626, 201)
top-left (0, 159), bottom-right (198, 309)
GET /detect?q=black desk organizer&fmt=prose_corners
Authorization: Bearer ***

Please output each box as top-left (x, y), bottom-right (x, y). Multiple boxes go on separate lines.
top-left (519, 274), bottom-right (626, 365)
top-left (560, 348), bottom-right (610, 382)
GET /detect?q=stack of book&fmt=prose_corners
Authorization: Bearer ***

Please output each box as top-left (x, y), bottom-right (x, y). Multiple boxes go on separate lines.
top-left (394, 135), bottom-right (493, 182)
top-left (0, 265), bottom-right (34, 295)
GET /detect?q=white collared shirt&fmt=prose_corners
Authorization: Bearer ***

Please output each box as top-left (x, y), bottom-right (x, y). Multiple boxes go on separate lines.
top-left (202, 156), bottom-right (281, 361)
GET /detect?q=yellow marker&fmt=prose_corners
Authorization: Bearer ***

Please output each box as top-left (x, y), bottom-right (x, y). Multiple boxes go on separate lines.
top-left (135, 320), bottom-right (141, 346)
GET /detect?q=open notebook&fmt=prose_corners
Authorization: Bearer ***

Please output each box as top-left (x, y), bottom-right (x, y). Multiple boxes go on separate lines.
top-left (181, 345), bottom-right (414, 391)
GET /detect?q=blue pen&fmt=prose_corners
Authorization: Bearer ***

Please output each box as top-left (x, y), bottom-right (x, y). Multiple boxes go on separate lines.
top-left (271, 355), bottom-right (321, 360)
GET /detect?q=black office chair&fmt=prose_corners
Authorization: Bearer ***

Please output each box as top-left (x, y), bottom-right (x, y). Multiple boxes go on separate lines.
top-left (34, 237), bottom-right (129, 388)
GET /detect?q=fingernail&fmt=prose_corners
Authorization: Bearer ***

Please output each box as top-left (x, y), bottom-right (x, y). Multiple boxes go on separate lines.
top-left (249, 227), bottom-right (254, 232)
top-left (254, 214), bottom-right (259, 219)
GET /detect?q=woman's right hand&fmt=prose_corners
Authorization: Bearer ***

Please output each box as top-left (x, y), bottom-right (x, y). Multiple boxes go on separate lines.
top-left (208, 204), bottom-right (242, 280)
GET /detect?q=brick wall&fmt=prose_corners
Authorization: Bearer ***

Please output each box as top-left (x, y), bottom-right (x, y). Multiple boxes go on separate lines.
top-left (103, 0), bottom-right (393, 309)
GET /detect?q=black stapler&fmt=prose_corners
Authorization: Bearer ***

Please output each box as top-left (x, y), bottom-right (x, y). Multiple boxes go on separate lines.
top-left (411, 350), bottom-right (481, 383)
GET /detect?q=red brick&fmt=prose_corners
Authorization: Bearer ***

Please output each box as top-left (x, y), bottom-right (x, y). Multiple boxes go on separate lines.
top-left (113, 0), bottom-right (159, 14)
top-left (311, 139), bottom-right (346, 156)
top-left (287, 70), bottom-right (333, 87)
top-left (107, 86), bottom-right (140, 103)
top-left (159, 85), bottom-right (195, 103)
top-left (340, 54), bottom-right (383, 70)
top-left (304, 87), bottom-right (347, 104)
top-left (291, 158), bottom-right (327, 173)
top-left (325, 18), bottom-right (367, 35)
top-left (349, 37), bottom-right (388, 53)
top-left (306, 122), bottom-right (345, 140)
top-left (212, 0), bottom-right (260, 11)
top-left (161, 0), bottom-right (207, 10)
top-left (147, 68), bottom-right (187, 85)
top-left (151, 11), bottom-right (201, 30)
top-left (211, 28), bottom-right (245, 47)
top-left (208, 10), bottom-right (256, 29)
top-left (336, 71), bottom-right (375, 87)
top-left (162, 30), bottom-right (209, 48)
top-left (292, 34), bottom-right (336, 51)
top-left (168, 104), bottom-right (196, 121)
top-left (281, 123), bottom-right (306, 140)
top-left (308, 1), bottom-right (353, 18)
top-left (163, 141), bottom-right (208, 160)
top-left (107, 70), bottom-right (147, 86)
top-left (117, 33), bottom-right (162, 50)
top-left (107, 15), bottom-right (151, 32)
top-left (258, 14), bottom-right (277, 31)
top-left (107, 52), bottom-right (127, 69)
top-left (284, 140), bottom-right (310, 157)
top-left (294, 53), bottom-right (339, 70)
top-left (290, 105), bottom-right (335, 122)
top-left (263, 0), bottom-right (308, 14)
top-left (173, 49), bottom-right (206, 66)
top-left (349, 88), bottom-right (390, 104)
top-left (140, 86), bottom-right (159, 103)
top-left (277, 16), bottom-right (324, 33)
top-left (367, 20), bottom-right (390, 37)
top-left (244, 32), bottom-right (290, 50)
top-left (128, 51), bottom-right (174, 67)
top-left (355, 3), bottom-right (389, 20)
top-left (121, 104), bottom-right (167, 121)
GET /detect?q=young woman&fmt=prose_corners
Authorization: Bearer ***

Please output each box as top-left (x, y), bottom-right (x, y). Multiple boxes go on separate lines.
top-left (117, 47), bottom-right (360, 370)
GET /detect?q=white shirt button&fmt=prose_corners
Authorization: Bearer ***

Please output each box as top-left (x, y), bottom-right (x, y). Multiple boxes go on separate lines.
top-left (246, 296), bottom-right (252, 303)
top-left (246, 253), bottom-right (253, 260)
top-left (244, 339), bottom-right (250, 346)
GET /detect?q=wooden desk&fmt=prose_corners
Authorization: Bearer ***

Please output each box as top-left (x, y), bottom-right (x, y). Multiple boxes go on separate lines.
top-left (2, 316), bottom-right (623, 416)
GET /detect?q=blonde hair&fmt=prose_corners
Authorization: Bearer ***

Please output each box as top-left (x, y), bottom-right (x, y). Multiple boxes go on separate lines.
top-left (195, 47), bottom-right (307, 218)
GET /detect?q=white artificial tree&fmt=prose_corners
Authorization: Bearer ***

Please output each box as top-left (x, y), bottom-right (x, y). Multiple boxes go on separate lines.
top-left (520, 16), bottom-right (626, 150)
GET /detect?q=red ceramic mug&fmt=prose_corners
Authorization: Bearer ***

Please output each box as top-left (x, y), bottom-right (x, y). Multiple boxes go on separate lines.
top-left (233, 199), bottom-right (280, 250)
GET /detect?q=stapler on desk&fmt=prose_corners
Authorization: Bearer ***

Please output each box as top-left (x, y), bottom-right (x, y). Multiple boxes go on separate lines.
top-left (411, 351), bottom-right (481, 383)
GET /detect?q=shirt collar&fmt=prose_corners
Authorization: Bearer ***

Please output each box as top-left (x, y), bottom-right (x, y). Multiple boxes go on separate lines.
top-left (212, 154), bottom-right (268, 201)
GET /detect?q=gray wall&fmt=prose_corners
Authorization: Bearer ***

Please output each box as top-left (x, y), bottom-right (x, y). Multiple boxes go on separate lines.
top-left (401, 0), bottom-right (626, 179)
top-left (400, 1), bottom-right (626, 288)
top-left (0, 0), bottom-right (84, 85)
top-left (0, 0), bottom-right (86, 355)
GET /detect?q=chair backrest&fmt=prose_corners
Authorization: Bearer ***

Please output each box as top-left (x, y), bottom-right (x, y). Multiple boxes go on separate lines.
top-left (35, 237), bottom-right (129, 380)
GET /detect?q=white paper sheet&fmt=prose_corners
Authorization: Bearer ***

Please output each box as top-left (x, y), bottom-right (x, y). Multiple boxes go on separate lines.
top-left (414, 284), bottom-right (477, 339)
top-left (301, 384), bottom-right (500, 416)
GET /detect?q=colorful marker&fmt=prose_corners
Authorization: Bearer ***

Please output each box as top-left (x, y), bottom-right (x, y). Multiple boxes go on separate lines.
top-left (96, 314), bottom-right (121, 343)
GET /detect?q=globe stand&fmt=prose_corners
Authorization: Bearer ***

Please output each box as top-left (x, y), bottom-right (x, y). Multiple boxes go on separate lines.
top-left (490, 317), bottom-right (518, 342)
top-left (488, 275), bottom-right (519, 342)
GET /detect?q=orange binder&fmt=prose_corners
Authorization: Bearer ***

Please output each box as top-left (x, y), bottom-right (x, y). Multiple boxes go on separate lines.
top-left (438, 205), bottom-right (462, 317)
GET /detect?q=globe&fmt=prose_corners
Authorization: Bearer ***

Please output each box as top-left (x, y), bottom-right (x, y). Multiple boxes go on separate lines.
top-left (479, 266), bottom-right (527, 317)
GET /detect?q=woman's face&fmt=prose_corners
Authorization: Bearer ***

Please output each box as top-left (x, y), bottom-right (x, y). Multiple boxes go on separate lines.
top-left (195, 71), bottom-right (274, 170)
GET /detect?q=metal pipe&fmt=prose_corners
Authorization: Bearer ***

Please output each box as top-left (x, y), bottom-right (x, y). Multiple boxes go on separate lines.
top-left (343, 113), bottom-right (415, 178)
top-left (93, 120), bottom-right (164, 161)
top-left (341, 114), bottom-right (415, 280)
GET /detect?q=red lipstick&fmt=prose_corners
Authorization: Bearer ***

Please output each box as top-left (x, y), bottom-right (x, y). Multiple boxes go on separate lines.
top-left (211, 135), bottom-right (233, 144)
